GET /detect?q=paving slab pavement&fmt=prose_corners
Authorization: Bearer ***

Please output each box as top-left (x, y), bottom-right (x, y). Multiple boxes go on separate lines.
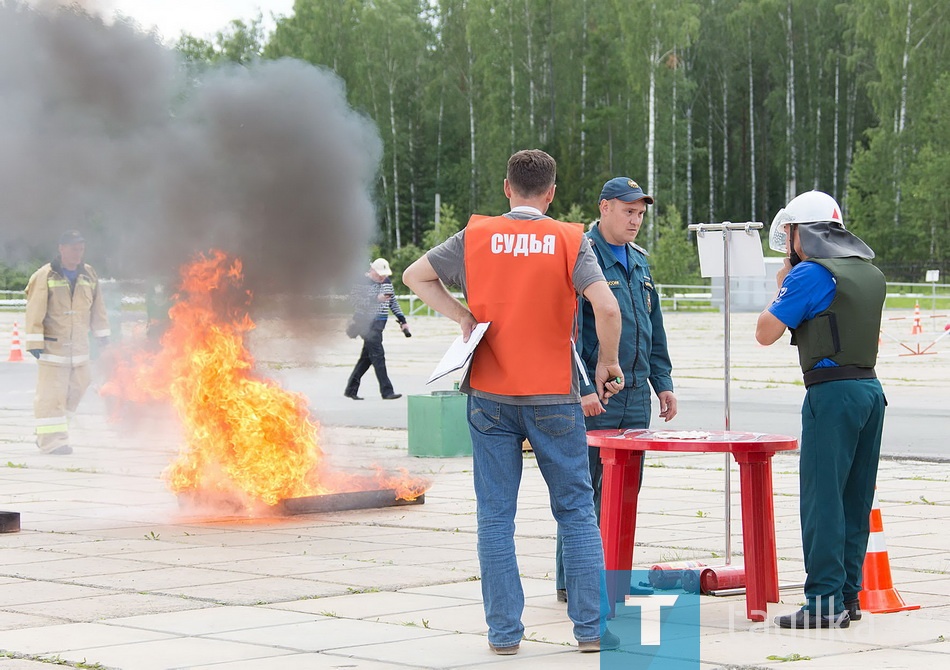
top-left (1, 311), bottom-right (949, 669)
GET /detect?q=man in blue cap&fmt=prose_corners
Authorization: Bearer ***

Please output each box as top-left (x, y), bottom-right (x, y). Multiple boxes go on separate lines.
top-left (554, 177), bottom-right (678, 602)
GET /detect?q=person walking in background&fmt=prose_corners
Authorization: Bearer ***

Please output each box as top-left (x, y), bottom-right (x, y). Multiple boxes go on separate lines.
top-left (24, 229), bottom-right (110, 455)
top-left (403, 149), bottom-right (623, 654)
top-left (756, 191), bottom-right (887, 629)
top-left (344, 257), bottom-right (409, 401)
top-left (554, 177), bottom-right (678, 603)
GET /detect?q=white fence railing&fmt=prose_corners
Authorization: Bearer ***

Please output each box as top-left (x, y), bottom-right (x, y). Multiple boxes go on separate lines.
top-left (0, 289), bottom-right (26, 308)
top-left (4, 282), bottom-right (948, 314)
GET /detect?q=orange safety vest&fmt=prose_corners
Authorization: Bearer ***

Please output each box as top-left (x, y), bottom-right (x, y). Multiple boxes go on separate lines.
top-left (464, 214), bottom-right (583, 396)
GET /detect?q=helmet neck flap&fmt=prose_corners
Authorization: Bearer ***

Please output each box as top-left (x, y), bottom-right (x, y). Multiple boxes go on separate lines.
top-left (796, 222), bottom-right (875, 260)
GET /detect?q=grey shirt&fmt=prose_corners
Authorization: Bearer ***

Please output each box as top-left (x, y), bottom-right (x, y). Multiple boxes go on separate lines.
top-left (426, 211), bottom-right (606, 406)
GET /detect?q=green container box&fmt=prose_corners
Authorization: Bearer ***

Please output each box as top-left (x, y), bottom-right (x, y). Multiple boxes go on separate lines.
top-left (408, 391), bottom-right (473, 457)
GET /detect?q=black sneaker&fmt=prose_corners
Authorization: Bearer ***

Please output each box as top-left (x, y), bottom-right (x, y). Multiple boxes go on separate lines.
top-left (844, 598), bottom-right (862, 621)
top-left (382, 393), bottom-right (402, 400)
top-left (775, 608), bottom-right (850, 629)
top-left (343, 392), bottom-right (364, 400)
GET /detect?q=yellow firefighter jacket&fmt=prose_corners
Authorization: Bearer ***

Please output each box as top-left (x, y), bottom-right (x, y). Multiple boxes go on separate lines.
top-left (24, 259), bottom-right (111, 366)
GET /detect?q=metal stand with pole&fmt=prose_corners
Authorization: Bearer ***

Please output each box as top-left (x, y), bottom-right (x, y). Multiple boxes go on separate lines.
top-left (925, 270), bottom-right (940, 332)
top-left (689, 221), bottom-right (764, 565)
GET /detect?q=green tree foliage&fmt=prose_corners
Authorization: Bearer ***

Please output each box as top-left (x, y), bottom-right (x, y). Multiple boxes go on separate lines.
top-left (176, 17), bottom-right (264, 65)
top-left (649, 205), bottom-right (701, 286)
top-left (845, 0), bottom-right (949, 279)
top-left (0, 263), bottom-right (33, 291)
top-left (902, 74), bottom-right (950, 263)
top-left (562, 204), bottom-right (593, 228)
top-left (179, 0), bottom-right (948, 278)
top-left (422, 204), bottom-right (464, 250)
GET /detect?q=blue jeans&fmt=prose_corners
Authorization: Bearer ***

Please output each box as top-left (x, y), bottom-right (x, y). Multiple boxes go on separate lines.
top-left (468, 395), bottom-right (604, 647)
top-left (555, 384), bottom-right (651, 589)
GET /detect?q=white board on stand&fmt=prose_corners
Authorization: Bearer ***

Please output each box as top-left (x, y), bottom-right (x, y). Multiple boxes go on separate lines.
top-left (696, 228), bottom-right (766, 278)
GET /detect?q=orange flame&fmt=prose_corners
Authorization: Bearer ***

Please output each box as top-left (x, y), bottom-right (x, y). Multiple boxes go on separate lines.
top-left (103, 250), bottom-right (428, 510)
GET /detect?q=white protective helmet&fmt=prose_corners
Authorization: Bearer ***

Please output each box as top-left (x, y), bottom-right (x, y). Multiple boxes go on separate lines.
top-left (768, 190), bottom-right (844, 253)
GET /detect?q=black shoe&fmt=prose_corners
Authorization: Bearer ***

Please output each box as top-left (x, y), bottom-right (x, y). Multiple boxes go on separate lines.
top-left (556, 588), bottom-right (567, 603)
top-left (343, 392), bottom-right (364, 400)
top-left (844, 598), bottom-right (862, 621)
top-left (50, 445), bottom-right (73, 455)
top-left (382, 393), bottom-right (402, 400)
top-left (775, 608), bottom-right (850, 629)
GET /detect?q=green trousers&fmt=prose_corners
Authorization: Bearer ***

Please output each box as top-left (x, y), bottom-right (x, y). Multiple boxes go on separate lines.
top-left (800, 378), bottom-right (885, 614)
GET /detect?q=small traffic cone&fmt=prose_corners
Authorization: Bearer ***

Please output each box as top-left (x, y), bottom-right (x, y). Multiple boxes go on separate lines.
top-left (911, 302), bottom-right (923, 335)
top-left (7, 322), bottom-right (23, 362)
top-left (859, 490), bottom-right (921, 614)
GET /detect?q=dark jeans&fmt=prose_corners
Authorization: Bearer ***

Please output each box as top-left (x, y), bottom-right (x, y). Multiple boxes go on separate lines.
top-left (345, 320), bottom-right (395, 397)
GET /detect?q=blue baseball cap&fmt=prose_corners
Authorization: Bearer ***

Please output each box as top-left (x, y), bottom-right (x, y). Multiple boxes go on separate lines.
top-left (599, 177), bottom-right (654, 205)
top-left (58, 229), bottom-right (85, 245)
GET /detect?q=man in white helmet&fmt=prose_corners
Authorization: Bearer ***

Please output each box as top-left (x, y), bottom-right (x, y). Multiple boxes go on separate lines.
top-left (756, 191), bottom-right (886, 629)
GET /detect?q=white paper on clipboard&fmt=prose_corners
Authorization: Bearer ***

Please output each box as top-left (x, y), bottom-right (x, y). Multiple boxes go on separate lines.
top-left (427, 322), bottom-right (491, 384)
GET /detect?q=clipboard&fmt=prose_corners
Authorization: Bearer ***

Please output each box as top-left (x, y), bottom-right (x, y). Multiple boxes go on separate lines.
top-left (427, 322), bottom-right (491, 384)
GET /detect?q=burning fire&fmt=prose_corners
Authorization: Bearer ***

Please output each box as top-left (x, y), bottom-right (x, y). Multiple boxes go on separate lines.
top-left (103, 250), bottom-right (427, 511)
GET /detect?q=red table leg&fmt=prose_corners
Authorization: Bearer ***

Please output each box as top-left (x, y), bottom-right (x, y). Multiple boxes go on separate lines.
top-left (599, 447), bottom-right (642, 569)
top-left (599, 447), bottom-right (643, 608)
top-left (734, 452), bottom-right (780, 622)
top-left (761, 457), bottom-right (779, 602)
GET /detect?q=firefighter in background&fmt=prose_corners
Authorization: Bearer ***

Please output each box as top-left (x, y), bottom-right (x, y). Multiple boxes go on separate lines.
top-left (756, 191), bottom-right (886, 629)
top-left (24, 230), bottom-right (110, 455)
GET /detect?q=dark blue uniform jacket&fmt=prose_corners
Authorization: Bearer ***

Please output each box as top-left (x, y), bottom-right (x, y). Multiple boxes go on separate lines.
top-left (576, 223), bottom-right (674, 398)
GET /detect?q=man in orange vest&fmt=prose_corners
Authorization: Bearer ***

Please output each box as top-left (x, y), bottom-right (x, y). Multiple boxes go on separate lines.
top-left (404, 149), bottom-right (623, 654)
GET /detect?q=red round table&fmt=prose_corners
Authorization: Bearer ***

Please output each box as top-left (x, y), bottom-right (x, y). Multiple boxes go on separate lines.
top-left (588, 428), bottom-right (798, 622)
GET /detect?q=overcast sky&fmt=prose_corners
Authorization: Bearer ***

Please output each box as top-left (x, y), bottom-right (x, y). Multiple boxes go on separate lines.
top-left (105, 1), bottom-right (295, 42)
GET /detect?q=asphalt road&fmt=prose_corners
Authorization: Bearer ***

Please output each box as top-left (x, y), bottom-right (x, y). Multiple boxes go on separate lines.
top-left (2, 310), bottom-right (947, 460)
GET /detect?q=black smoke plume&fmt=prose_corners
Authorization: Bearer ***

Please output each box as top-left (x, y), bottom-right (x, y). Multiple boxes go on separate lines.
top-left (0, 2), bottom-right (381, 311)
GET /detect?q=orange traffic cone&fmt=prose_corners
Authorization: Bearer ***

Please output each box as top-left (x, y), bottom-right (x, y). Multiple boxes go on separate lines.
top-left (911, 302), bottom-right (923, 335)
top-left (7, 322), bottom-right (23, 362)
top-left (859, 490), bottom-right (921, 614)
